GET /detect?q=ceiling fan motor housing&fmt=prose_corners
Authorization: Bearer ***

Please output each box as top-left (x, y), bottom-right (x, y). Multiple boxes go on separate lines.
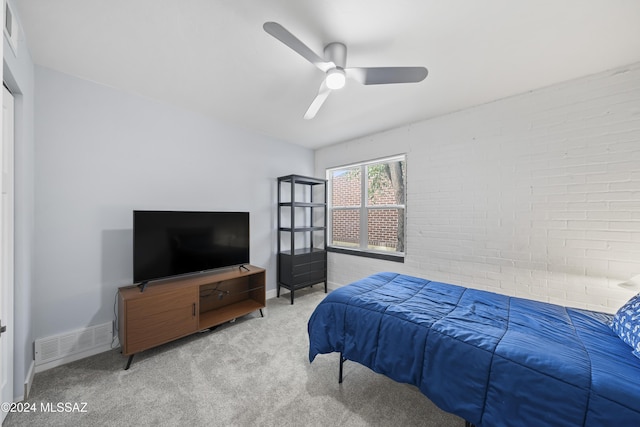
top-left (324, 42), bottom-right (347, 68)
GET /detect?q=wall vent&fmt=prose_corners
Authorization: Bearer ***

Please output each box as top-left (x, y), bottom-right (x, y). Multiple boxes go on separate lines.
top-left (4, 0), bottom-right (18, 55)
top-left (34, 322), bottom-right (113, 369)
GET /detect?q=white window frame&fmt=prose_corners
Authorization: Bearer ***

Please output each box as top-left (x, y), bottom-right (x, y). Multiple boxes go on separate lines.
top-left (326, 154), bottom-right (406, 262)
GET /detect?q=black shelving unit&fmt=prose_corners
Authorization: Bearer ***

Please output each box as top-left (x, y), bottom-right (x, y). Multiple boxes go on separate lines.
top-left (277, 174), bottom-right (327, 304)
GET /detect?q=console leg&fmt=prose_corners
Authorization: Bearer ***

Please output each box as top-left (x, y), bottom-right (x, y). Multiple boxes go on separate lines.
top-left (277, 284), bottom-right (280, 298)
top-left (124, 354), bottom-right (134, 370)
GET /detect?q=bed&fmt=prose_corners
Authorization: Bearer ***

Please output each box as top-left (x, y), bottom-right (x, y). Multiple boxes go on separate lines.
top-left (307, 272), bottom-right (640, 426)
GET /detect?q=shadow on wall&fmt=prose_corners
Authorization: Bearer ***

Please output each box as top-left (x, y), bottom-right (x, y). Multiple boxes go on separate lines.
top-left (101, 229), bottom-right (133, 326)
top-left (102, 229), bottom-right (133, 287)
top-left (34, 230), bottom-right (133, 369)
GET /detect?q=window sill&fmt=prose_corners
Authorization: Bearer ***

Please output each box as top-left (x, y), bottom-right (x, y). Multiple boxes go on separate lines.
top-left (327, 246), bottom-right (405, 263)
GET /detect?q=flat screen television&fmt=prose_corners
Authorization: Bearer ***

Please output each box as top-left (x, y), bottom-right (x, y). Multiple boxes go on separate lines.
top-left (133, 210), bottom-right (250, 283)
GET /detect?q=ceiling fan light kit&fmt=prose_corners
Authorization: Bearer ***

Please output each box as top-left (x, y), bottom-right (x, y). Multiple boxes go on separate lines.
top-left (263, 21), bottom-right (428, 119)
top-left (325, 68), bottom-right (346, 90)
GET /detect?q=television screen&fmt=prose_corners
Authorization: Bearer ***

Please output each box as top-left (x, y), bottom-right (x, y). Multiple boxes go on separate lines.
top-left (133, 210), bottom-right (249, 283)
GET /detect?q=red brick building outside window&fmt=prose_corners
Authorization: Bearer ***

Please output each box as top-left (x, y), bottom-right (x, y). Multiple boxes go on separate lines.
top-left (328, 156), bottom-right (405, 256)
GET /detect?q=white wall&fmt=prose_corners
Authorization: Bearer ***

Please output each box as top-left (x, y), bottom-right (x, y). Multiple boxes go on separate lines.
top-left (34, 66), bottom-right (314, 339)
top-left (316, 62), bottom-right (640, 314)
top-left (3, 0), bottom-right (36, 399)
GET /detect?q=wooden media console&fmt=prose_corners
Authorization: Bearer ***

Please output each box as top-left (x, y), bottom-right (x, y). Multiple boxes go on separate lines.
top-left (118, 265), bottom-right (265, 369)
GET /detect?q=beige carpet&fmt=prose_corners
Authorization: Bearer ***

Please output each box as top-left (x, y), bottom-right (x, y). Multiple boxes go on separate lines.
top-left (5, 287), bottom-right (463, 426)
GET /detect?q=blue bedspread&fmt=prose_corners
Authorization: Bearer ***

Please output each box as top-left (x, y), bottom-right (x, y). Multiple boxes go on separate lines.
top-left (308, 272), bottom-right (640, 426)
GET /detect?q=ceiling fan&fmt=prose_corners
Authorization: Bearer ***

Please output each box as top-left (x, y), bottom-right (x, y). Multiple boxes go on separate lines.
top-left (263, 22), bottom-right (428, 119)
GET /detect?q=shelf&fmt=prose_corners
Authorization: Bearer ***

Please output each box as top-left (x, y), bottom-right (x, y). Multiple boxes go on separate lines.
top-left (199, 299), bottom-right (263, 329)
top-left (278, 175), bottom-right (326, 186)
top-left (277, 174), bottom-right (328, 304)
top-left (279, 202), bottom-right (326, 208)
top-left (279, 226), bottom-right (326, 232)
top-left (280, 247), bottom-right (326, 256)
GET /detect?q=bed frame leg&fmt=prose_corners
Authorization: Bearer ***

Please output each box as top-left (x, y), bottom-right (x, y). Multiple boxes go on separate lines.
top-left (465, 421), bottom-right (476, 427)
top-left (339, 352), bottom-right (345, 384)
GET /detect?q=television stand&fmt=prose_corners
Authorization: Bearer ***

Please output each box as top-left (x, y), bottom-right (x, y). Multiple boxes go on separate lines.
top-left (118, 265), bottom-right (266, 369)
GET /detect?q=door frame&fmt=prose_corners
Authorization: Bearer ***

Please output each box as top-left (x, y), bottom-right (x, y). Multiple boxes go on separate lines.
top-left (1, 83), bottom-right (15, 421)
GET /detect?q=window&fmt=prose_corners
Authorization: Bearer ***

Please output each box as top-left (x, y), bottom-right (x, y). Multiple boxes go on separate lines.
top-left (327, 155), bottom-right (406, 261)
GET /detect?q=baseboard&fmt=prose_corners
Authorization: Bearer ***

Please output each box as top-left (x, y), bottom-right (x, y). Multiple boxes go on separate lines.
top-left (266, 288), bottom-right (278, 300)
top-left (266, 282), bottom-right (339, 300)
top-left (327, 281), bottom-right (340, 290)
top-left (23, 360), bottom-right (35, 399)
top-left (34, 344), bottom-right (112, 373)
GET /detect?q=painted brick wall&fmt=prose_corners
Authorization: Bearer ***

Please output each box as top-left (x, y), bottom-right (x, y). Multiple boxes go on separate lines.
top-left (315, 62), bottom-right (640, 313)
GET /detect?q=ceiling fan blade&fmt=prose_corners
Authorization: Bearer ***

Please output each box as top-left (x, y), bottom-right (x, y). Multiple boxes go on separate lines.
top-left (346, 66), bottom-right (428, 85)
top-left (263, 22), bottom-right (335, 72)
top-left (304, 81), bottom-right (331, 120)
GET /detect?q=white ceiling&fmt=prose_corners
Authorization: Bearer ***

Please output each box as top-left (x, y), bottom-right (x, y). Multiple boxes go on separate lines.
top-left (15, 0), bottom-right (640, 149)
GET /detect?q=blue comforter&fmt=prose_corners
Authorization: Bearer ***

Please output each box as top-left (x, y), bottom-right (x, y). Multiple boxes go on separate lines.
top-left (308, 272), bottom-right (640, 426)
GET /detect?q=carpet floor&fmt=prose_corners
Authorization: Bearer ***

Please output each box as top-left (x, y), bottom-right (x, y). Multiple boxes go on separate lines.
top-left (4, 287), bottom-right (463, 426)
